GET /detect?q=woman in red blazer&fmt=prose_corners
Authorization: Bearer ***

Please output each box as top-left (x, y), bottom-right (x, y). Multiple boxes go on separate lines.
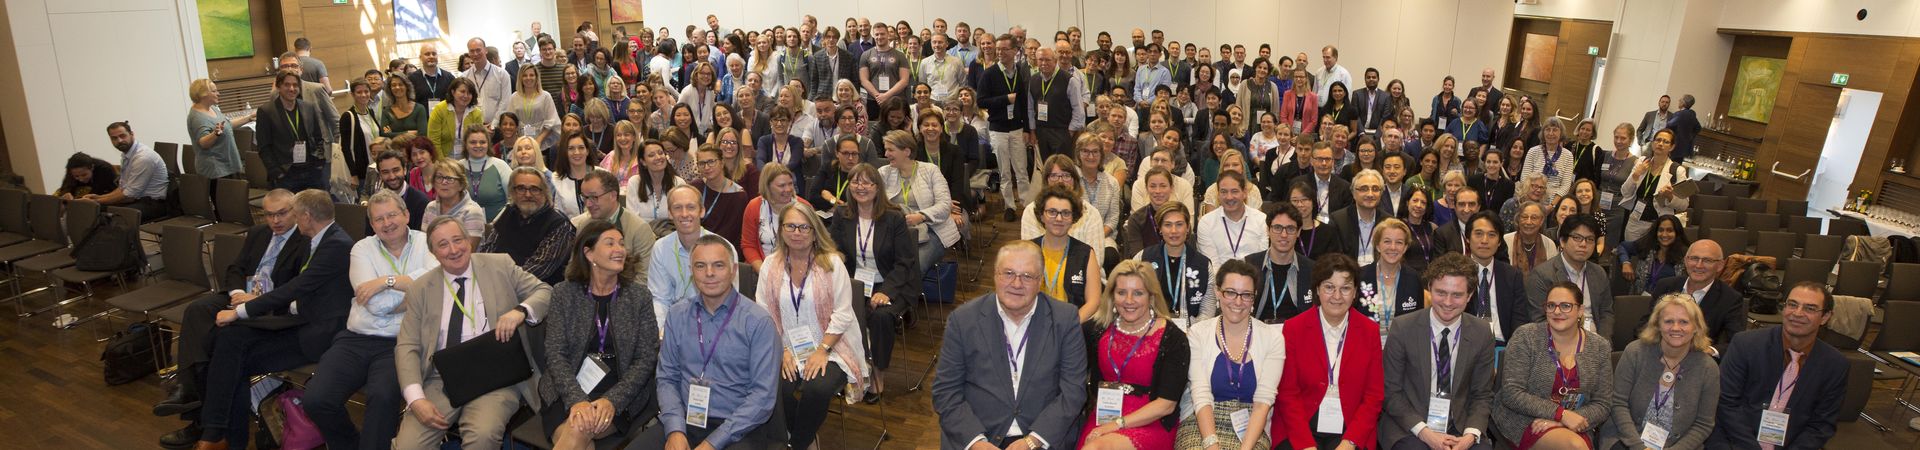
top-left (1276, 68), bottom-right (1322, 135)
top-left (1275, 253), bottom-right (1385, 450)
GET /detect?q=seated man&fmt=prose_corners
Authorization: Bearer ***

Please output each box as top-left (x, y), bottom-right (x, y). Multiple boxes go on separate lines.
top-left (55, 152), bottom-right (118, 200)
top-left (85, 121), bottom-right (171, 221)
top-left (154, 190), bottom-right (305, 449)
top-left (479, 167), bottom-right (577, 284)
top-left (302, 191), bottom-right (436, 450)
top-left (646, 185), bottom-right (736, 331)
top-left (393, 216), bottom-right (553, 450)
top-left (193, 189), bottom-right (355, 449)
top-left (1647, 239), bottom-right (1746, 348)
top-left (570, 168), bottom-right (656, 286)
top-left (631, 234), bottom-right (784, 450)
top-left (372, 150), bottom-right (431, 230)
top-left (1709, 281), bottom-right (1847, 449)
top-left (932, 241), bottom-right (1089, 449)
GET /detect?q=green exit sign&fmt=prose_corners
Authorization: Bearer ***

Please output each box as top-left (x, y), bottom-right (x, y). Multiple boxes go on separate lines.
top-left (1833, 73), bottom-right (1850, 86)
top-left (1587, 46), bottom-right (1598, 56)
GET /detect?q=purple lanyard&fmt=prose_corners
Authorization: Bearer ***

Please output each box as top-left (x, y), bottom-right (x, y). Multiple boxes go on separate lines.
top-left (1222, 216), bottom-right (1247, 255)
top-left (1103, 326), bottom-right (1151, 380)
top-left (1216, 318), bottom-right (1254, 390)
top-left (694, 293), bottom-right (741, 378)
top-left (593, 286), bottom-right (618, 354)
top-left (1327, 324), bottom-right (1349, 385)
top-left (787, 259), bottom-right (813, 313)
top-left (1007, 327), bottom-right (1032, 378)
top-left (1548, 331), bottom-right (1585, 388)
top-left (857, 219), bottom-right (875, 262)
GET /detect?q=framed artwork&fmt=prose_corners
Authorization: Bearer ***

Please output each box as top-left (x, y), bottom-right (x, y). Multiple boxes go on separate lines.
top-left (1520, 33), bottom-right (1557, 82)
top-left (612, 0), bottom-right (643, 24)
top-left (395, 0), bottom-right (441, 42)
top-left (1729, 56), bottom-right (1787, 123)
top-left (197, 0), bottom-right (253, 59)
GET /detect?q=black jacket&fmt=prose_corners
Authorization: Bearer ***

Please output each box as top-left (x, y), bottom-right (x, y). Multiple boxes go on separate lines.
top-left (238, 224), bottom-right (354, 361)
top-left (1647, 275), bottom-right (1748, 347)
top-left (830, 209), bottom-right (919, 305)
top-left (1709, 326), bottom-right (1846, 449)
top-left (1466, 259), bottom-right (1529, 341)
top-left (221, 225), bottom-right (311, 294)
top-left (254, 98), bottom-right (330, 182)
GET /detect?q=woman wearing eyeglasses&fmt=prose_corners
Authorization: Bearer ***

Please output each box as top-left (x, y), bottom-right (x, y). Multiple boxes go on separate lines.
top-left (829, 163), bottom-right (916, 404)
top-left (742, 165), bottom-right (809, 272)
top-left (810, 135), bottom-right (866, 213)
top-left (1494, 281), bottom-right (1614, 449)
top-left (1136, 201), bottom-right (1213, 329)
top-left (1604, 294), bottom-right (1719, 450)
top-left (1618, 129), bottom-right (1690, 243)
top-left (1274, 253), bottom-right (1384, 450)
top-left (421, 158), bottom-right (486, 243)
top-left (753, 201), bottom-right (864, 450)
top-left (1031, 184), bottom-right (1104, 321)
top-left (692, 143), bottom-right (751, 259)
top-left (1079, 259), bottom-right (1191, 450)
top-left (1176, 259), bottom-right (1284, 450)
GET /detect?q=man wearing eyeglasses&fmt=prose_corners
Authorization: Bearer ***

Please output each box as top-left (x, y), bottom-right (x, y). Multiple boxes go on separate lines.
top-left (1709, 281), bottom-right (1844, 450)
top-left (1646, 239), bottom-right (1746, 348)
top-left (477, 167), bottom-right (576, 285)
top-left (570, 169), bottom-right (656, 278)
top-left (1329, 169), bottom-right (1387, 266)
top-left (1523, 215), bottom-right (1614, 335)
top-left (933, 240), bottom-right (1089, 450)
top-left (1288, 142), bottom-right (1352, 224)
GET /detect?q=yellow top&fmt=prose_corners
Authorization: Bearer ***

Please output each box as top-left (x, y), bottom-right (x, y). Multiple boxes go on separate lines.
top-left (1042, 246), bottom-right (1066, 302)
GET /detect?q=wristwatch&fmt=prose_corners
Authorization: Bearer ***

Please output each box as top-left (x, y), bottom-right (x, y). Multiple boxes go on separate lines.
top-left (385, 275), bottom-right (396, 288)
top-left (1202, 434), bottom-right (1219, 447)
top-left (1114, 415), bottom-right (1126, 428)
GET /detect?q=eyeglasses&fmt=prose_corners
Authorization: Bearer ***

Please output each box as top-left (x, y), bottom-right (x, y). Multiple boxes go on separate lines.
top-left (511, 185), bottom-right (545, 194)
top-left (1779, 300), bottom-right (1825, 314)
top-left (720, 140), bottom-right (738, 146)
top-left (998, 269), bottom-right (1039, 285)
top-left (695, 159), bottom-right (720, 167)
top-left (1353, 185), bottom-right (1383, 193)
top-left (580, 190), bottom-right (614, 202)
top-left (433, 175), bottom-right (461, 184)
top-left (1270, 224), bottom-right (1300, 235)
top-left (1542, 302), bottom-right (1579, 313)
top-left (1218, 289), bottom-right (1254, 301)
top-left (1563, 234), bottom-right (1596, 245)
top-left (781, 223), bottom-right (813, 232)
top-left (1685, 256), bottom-right (1723, 265)
top-left (263, 208), bottom-right (294, 219)
top-left (1042, 208), bottom-right (1074, 219)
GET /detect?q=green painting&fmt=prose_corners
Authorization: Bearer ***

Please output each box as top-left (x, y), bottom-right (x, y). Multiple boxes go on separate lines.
top-left (1730, 56), bottom-right (1786, 123)
top-left (198, 0), bottom-right (253, 60)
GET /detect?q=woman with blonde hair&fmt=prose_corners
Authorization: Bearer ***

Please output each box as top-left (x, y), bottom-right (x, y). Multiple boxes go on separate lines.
top-left (754, 201), bottom-right (863, 450)
top-left (1605, 294), bottom-right (1719, 450)
top-left (423, 157), bottom-right (487, 241)
top-left (187, 78), bottom-right (255, 180)
top-left (598, 120), bottom-right (643, 185)
top-left (878, 129), bottom-right (956, 274)
top-left (1077, 259), bottom-right (1190, 449)
top-left (742, 165), bottom-right (810, 271)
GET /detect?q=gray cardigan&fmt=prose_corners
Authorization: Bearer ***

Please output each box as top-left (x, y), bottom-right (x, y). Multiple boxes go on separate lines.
top-left (538, 279), bottom-right (661, 414)
top-left (1493, 322), bottom-right (1615, 442)
top-left (1604, 339), bottom-right (1720, 450)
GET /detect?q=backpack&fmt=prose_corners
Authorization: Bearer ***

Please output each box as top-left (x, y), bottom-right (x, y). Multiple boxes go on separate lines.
top-left (70, 210), bottom-right (141, 272)
top-left (101, 322), bottom-right (172, 385)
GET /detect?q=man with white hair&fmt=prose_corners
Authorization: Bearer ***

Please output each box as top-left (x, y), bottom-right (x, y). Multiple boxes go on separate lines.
top-left (464, 38), bottom-right (512, 124)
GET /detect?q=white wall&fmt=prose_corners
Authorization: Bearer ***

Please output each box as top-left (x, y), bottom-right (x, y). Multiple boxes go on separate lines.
top-left (2, 0), bottom-right (203, 193)
top-left (448, 0), bottom-right (558, 56)
top-left (642, 0), bottom-right (1513, 118)
top-left (1516, 0), bottom-right (1624, 23)
top-left (1719, 0), bottom-right (1920, 37)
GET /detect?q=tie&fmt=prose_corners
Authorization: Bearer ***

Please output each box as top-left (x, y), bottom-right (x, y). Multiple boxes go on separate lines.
top-left (1764, 353), bottom-right (1802, 450)
top-left (447, 277), bottom-right (469, 348)
top-left (1436, 328), bottom-right (1453, 395)
top-left (1476, 267), bottom-right (1492, 318)
top-left (260, 233), bottom-right (288, 274)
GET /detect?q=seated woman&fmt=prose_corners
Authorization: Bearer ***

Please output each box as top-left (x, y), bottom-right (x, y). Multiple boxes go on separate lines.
top-left (421, 158), bottom-right (486, 243)
top-left (1494, 281), bottom-right (1614, 449)
top-left (1615, 215), bottom-right (1689, 295)
top-left (829, 163), bottom-right (917, 404)
top-left (1505, 201), bottom-right (1558, 273)
top-left (540, 220), bottom-right (659, 450)
top-left (741, 165), bottom-right (809, 272)
top-left (753, 202), bottom-right (865, 450)
top-left (1021, 152), bottom-right (1113, 263)
top-left (1138, 201), bottom-right (1213, 328)
top-left (1275, 253), bottom-right (1384, 450)
top-left (457, 125), bottom-right (513, 220)
top-left (1176, 259), bottom-right (1285, 450)
top-left (1604, 294), bottom-right (1720, 450)
top-left (1399, 189), bottom-right (1438, 274)
top-left (1079, 259), bottom-right (1192, 450)
top-left (1358, 218), bottom-right (1424, 343)
top-left (692, 143), bottom-right (751, 258)
top-left (55, 152), bottom-right (117, 199)
top-left (1032, 184), bottom-right (1105, 321)
top-left (878, 130), bottom-right (957, 274)
top-left (623, 141), bottom-right (683, 222)
top-left (1121, 167), bottom-right (1179, 257)
top-left (1284, 179), bottom-right (1340, 261)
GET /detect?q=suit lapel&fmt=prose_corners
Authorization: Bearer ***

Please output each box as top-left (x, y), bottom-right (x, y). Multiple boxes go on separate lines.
top-left (1409, 312), bottom-right (1435, 400)
top-left (980, 297), bottom-right (1018, 406)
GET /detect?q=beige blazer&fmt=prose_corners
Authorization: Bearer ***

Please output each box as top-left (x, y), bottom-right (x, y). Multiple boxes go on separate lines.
top-left (395, 253), bottom-right (554, 403)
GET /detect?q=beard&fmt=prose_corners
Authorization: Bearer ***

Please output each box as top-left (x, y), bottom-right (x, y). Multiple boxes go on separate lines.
top-left (114, 142), bottom-right (133, 152)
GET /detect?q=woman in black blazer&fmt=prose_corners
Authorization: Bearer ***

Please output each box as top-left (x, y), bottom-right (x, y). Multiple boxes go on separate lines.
top-left (829, 163), bottom-right (918, 404)
top-left (1357, 217), bottom-right (1425, 343)
top-left (540, 220), bottom-right (659, 449)
top-left (914, 108), bottom-right (975, 214)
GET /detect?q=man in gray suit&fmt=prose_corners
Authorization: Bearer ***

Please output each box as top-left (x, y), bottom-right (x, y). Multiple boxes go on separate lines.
top-left (1637, 95), bottom-right (1672, 145)
top-left (933, 241), bottom-right (1089, 450)
top-left (1525, 215), bottom-right (1614, 336)
top-left (392, 216), bottom-right (553, 450)
top-left (1381, 253), bottom-right (1497, 450)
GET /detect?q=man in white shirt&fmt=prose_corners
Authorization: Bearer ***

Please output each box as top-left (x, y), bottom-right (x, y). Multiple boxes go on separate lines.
top-left (1379, 253), bottom-right (1495, 450)
top-left (464, 38), bottom-right (513, 125)
top-left (1197, 171), bottom-right (1268, 276)
top-left (1315, 45), bottom-right (1353, 100)
top-left (919, 34), bottom-right (964, 103)
top-left (304, 191), bottom-right (435, 450)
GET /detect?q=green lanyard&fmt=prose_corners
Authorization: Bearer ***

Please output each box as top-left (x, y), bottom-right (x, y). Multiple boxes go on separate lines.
top-left (445, 276), bottom-right (477, 327)
top-left (286, 106), bottom-right (302, 141)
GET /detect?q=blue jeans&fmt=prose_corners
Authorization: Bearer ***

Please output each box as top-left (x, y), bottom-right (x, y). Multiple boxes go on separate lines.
top-left (915, 236), bottom-right (946, 275)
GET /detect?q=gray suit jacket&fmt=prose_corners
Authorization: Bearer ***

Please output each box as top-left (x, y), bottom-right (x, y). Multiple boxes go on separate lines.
top-left (932, 294), bottom-right (1089, 450)
top-left (1604, 339), bottom-right (1720, 450)
top-left (1493, 322), bottom-right (1615, 442)
top-left (395, 253), bottom-right (555, 404)
top-left (1524, 255), bottom-right (1614, 338)
top-left (1380, 309), bottom-right (1498, 448)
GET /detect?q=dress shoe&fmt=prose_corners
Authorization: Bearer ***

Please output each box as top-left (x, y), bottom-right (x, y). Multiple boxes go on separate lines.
top-left (861, 390), bottom-right (882, 405)
top-left (193, 440), bottom-right (228, 450)
top-left (153, 384), bottom-right (201, 416)
top-left (1003, 208), bottom-right (1017, 222)
top-left (159, 423), bottom-right (201, 450)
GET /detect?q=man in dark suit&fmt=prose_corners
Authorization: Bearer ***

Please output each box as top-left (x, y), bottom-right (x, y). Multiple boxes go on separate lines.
top-left (256, 70), bottom-right (331, 193)
top-left (1462, 211), bottom-right (1528, 344)
top-left (804, 27), bottom-right (856, 102)
top-left (1329, 169), bottom-right (1387, 264)
top-left (1523, 216), bottom-right (1614, 335)
top-left (1648, 239), bottom-right (1747, 348)
top-left (1289, 142), bottom-right (1353, 224)
top-left (374, 150), bottom-right (430, 230)
top-left (1380, 253), bottom-right (1496, 450)
top-left (1709, 282), bottom-right (1846, 449)
top-left (192, 189), bottom-right (355, 449)
top-left (1467, 68), bottom-right (1503, 125)
top-left (154, 189), bottom-right (307, 448)
top-left (933, 241), bottom-right (1089, 450)
top-left (1668, 94), bottom-right (1702, 162)
top-left (1433, 186), bottom-right (1482, 256)
top-left (1351, 68), bottom-right (1393, 133)
top-left (1637, 95), bottom-right (1672, 145)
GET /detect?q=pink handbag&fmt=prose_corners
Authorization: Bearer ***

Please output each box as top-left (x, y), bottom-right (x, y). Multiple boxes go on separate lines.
top-left (272, 388), bottom-right (326, 450)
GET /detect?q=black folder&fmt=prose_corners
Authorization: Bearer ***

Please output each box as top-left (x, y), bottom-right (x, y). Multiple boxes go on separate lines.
top-left (431, 333), bottom-right (533, 408)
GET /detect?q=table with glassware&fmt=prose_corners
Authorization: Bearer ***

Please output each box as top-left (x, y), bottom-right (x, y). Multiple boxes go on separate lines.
top-left (1832, 207), bottom-right (1919, 238)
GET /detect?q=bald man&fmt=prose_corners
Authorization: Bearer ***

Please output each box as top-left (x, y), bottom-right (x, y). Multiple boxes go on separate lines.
top-left (1647, 239), bottom-right (1746, 348)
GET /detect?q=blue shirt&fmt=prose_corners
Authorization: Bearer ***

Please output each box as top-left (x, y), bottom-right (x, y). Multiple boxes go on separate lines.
top-left (1211, 353), bottom-right (1257, 402)
top-left (119, 142), bottom-right (170, 200)
top-left (656, 291), bottom-right (779, 449)
top-left (1133, 64), bottom-right (1171, 104)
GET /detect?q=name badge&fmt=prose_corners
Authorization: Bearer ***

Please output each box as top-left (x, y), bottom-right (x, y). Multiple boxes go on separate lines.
top-left (1006, 104), bottom-right (1015, 118)
top-left (1230, 408), bottom-right (1252, 441)
top-left (687, 382), bottom-right (712, 429)
top-left (1758, 409), bottom-right (1789, 446)
top-left (787, 326), bottom-right (818, 366)
top-left (1641, 422), bottom-right (1670, 450)
top-left (292, 142), bottom-right (308, 164)
top-left (1036, 103), bottom-right (1050, 122)
top-left (877, 75), bottom-right (891, 89)
top-left (855, 267), bottom-right (880, 293)
top-left (1095, 385), bottom-right (1124, 425)
top-left (575, 355), bottom-right (610, 394)
top-left (1316, 387), bottom-right (1344, 434)
top-left (1426, 395), bottom-right (1452, 433)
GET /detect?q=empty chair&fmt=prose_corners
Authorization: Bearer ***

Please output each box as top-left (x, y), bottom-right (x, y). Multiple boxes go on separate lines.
top-left (1698, 210), bottom-right (1739, 229)
top-left (1776, 199), bottom-right (1809, 218)
top-left (1885, 263), bottom-right (1920, 302)
top-left (105, 225), bottom-right (209, 324)
top-left (334, 202), bottom-right (368, 242)
top-left (1828, 218), bottom-right (1869, 237)
top-left (1865, 300), bottom-right (1920, 417)
top-left (1692, 194), bottom-right (1731, 211)
top-left (142, 174), bottom-right (216, 236)
top-left (1786, 215), bottom-right (1823, 236)
top-left (1731, 197), bottom-right (1768, 214)
top-left (1745, 212), bottom-right (1782, 232)
top-left (1754, 231), bottom-right (1796, 262)
top-left (1834, 260), bottom-right (1880, 298)
top-left (155, 142), bottom-right (182, 175)
top-left (202, 178), bottom-right (254, 239)
top-left (233, 127), bottom-right (255, 155)
top-left (242, 152), bottom-right (270, 203)
top-left (1684, 226), bottom-right (1702, 243)
top-left (1780, 258), bottom-right (1833, 292)
top-left (1804, 235), bottom-right (1845, 262)
top-left (179, 144), bottom-right (197, 177)
top-left (1709, 228), bottom-right (1749, 255)
top-left (209, 232), bottom-right (245, 288)
top-left (8, 200), bottom-right (101, 317)
top-left (1611, 295), bottom-right (1652, 352)
top-left (0, 189), bottom-right (32, 247)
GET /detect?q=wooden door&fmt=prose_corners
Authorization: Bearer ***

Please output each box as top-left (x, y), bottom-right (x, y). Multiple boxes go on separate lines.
top-left (1765, 83), bottom-right (1842, 201)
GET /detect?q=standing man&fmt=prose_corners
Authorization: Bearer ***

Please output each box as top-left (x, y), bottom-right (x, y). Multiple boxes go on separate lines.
top-left (524, 21), bottom-right (544, 64)
top-left (933, 241), bottom-right (1089, 450)
top-left (536, 36), bottom-right (569, 103)
top-left (303, 191), bottom-right (431, 450)
top-left (277, 53), bottom-right (341, 146)
top-left (1351, 68), bottom-right (1390, 134)
top-left (1315, 45), bottom-right (1352, 100)
top-left (920, 33), bottom-right (964, 103)
top-left (86, 122), bottom-right (171, 221)
top-left (256, 70), bottom-right (331, 193)
top-left (1668, 94), bottom-right (1703, 162)
top-left (1379, 253), bottom-right (1497, 450)
top-left (1648, 240), bottom-right (1747, 348)
top-left (464, 38), bottom-right (512, 125)
top-left (1027, 45), bottom-right (1087, 161)
top-left (1709, 282), bottom-right (1846, 449)
top-left (409, 45), bottom-right (455, 107)
top-left (392, 217), bottom-right (552, 450)
top-left (636, 235), bottom-right (785, 449)
top-left (477, 168), bottom-right (577, 285)
top-left (980, 34), bottom-right (1032, 222)
top-left (949, 23), bottom-right (977, 68)
top-left (293, 37), bottom-right (330, 88)
top-left (858, 25), bottom-right (910, 115)
top-left (1638, 95), bottom-right (1673, 145)
top-left (1468, 68), bottom-right (1503, 124)
top-left (805, 27), bottom-right (854, 101)
top-left (1132, 43), bottom-right (1171, 105)
top-left (504, 42), bottom-right (531, 93)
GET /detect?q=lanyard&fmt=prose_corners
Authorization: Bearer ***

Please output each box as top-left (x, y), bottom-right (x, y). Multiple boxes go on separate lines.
top-left (1774, 352), bottom-right (1802, 404)
top-left (900, 165), bottom-right (917, 206)
top-left (1045, 244), bottom-right (1070, 295)
top-left (694, 293), bottom-right (741, 378)
top-left (701, 185), bottom-right (720, 220)
top-left (378, 239), bottom-right (410, 274)
top-left (787, 258), bottom-right (813, 314)
top-left (1264, 257), bottom-right (1295, 316)
top-left (1104, 325), bottom-right (1151, 380)
top-left (1162, 249), bottom-right (1186, 312)
top-left (592, 285), bottom-right (618, 353)
top-left (1299, 225), bottom-right (1319, 256)
top-left (1007, 324), bottom-right (1032, 377)
top-left (774, 140), bottom-right (791, 167)
top-left (1038, 69), bottom-right (1059, 98)
top-left (1216, 318), bottom-right (1254, 390)
top-left (444, 277), bottom-right (477, 328)
top-left (1002, 64), bottom-right (1018, 91)
top-left (1326, 320), bottom-right (1349, 385)
top-left (1548, 330), bottom-right (1585, 387)
top-left (834, 172), bottom-right (850, 199)
top-left (1652, 382), bottom-right (1674, 411)
top-left (1222, 216), bottom-right (1248, 256)
top-left (857, 218), bottom-right (875, 264)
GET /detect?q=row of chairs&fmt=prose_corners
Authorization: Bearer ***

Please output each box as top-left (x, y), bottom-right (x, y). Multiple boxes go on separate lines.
top-left (143, 174), bottom-right (254, 241)
top-left (0, 190), bottom-right (148, 325)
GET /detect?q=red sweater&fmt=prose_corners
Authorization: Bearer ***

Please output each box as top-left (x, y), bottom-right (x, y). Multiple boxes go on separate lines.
top-left (1274, 307), bottom-right (1385, 449)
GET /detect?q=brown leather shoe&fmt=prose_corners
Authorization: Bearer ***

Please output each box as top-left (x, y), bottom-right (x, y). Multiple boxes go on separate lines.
top-left (192, 440), bottom-right (227, 450)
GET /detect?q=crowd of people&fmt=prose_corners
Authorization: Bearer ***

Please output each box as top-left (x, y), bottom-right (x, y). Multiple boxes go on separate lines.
top-left (77, 11), bottom-right (1839, 450)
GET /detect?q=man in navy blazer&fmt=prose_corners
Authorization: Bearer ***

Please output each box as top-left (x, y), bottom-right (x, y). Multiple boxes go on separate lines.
top-left (1648, 240), bottom-right (1747, 348)
top-left (192, 189), bottom-right (357, 449)
top-left (933, 241), bottom-right (1089, 450)
top-left (1709, 282), bottom-right (1846, 449)
top-left (1461, 211), bottom-right (1528, 344)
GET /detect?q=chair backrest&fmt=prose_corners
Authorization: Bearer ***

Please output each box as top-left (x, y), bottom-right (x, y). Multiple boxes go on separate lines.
top-left (1804, 234), bottom-right (1845, 262)
top-left (1785, 215), bottom-right (1823, 237)
top-left (160, 225), bottom-right (208, 288)
top-left (1684, 226), bottom-right (1701, 243)
top-left (1776, 199), bottom-right (1809, 218)
top-left (0, 189), bottom-right (28, 235)
top-left (210, 232), bottom-right (246, 288)
top-left (1693, 194), bottom-right (1730, 211)
top-left (63, 199), bottom-right (101, 247)
top-left (242, 152), bottom-right (271, 190)
top-left (1745, 213), bottom-right (1781, 232)
top-left (335, 203), bottom-right (368, 242)
top-left (1700, 210), bottom-right (1739, 229)
top-left (1781, 258), bottom-right (1832, 291)
top-left (1834, 260), bottom-right (1880, 298)
top-left (154, 142), bottom-right (182, 175)
top-left (1871, 301), bottom-right (1920, 351)
top-left (1721, 183), bottom-right (1753, 197)
top-left (1886, 263), bottom-right (1920, 302)
top-left (234, 127), bottom-right (255, 155)
top-left (1828, 218), bottom-right (1869, 237)
top-left (1838, 353), bottom-right (1875, 421)
top-left (27, 195), bottom-right (66, 244)
top-left (1709, 228), bottom-right (1749, 255)
top-left (1611, 295), bottom-right (1653, 352)
top-left (179, 144), bottom-right (197, 176)
top-left (177, 174), bottom-right (215, 220)
top-left (103, 206), bottom-right (146, 270)
top-left (1731, 197), bottom-right (1768, 214)
top-left (1755, 231), bottom-right (1796, 262)
top-left (214, 178), bottom-right (254, 225)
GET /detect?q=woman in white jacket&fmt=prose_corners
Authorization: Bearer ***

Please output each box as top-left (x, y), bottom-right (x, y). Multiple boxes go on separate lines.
top-left (1618, 128), bottom-right (1691, 242)
top-left (1177, 259), bottom-right (1286, 450)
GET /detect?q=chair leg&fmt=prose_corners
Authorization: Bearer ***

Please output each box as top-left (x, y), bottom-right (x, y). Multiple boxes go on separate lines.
top-left (1860, 411), bottom-right (1892, 432)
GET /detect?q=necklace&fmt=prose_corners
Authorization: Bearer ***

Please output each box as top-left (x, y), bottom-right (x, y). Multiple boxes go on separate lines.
top-left (1117, 314), bottom-right (1155, 335)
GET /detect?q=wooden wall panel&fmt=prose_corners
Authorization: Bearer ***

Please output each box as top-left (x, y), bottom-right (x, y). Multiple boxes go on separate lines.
top-left (206, 0), bottom-right (449, 90)
top-left (1504, 17), bottom-right (1609, 121)
top-left (1713, 35), bottom-right (1791, 139)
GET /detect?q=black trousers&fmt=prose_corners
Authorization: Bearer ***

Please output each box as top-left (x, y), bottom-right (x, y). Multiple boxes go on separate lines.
top-left (1035, 127), bottom-right (1073, 162)
top-left (302, 332), bottom-right (401, 450)
top-left (780, 362), bottom-right (847, 449)
top-left (126, 197), bottom-right (172, 222)
top-left (173, 293), bottom-right (231, 399)
top-left (199, 325), bottom-right (314, 445)
top-left (863, 299), bottom-right (910, 370)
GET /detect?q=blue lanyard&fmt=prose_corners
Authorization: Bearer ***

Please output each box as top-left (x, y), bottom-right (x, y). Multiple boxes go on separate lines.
top-left (1162, 248), bottom-right (1186, 312)
top-left (787, 258), bottom-right (813, 314)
